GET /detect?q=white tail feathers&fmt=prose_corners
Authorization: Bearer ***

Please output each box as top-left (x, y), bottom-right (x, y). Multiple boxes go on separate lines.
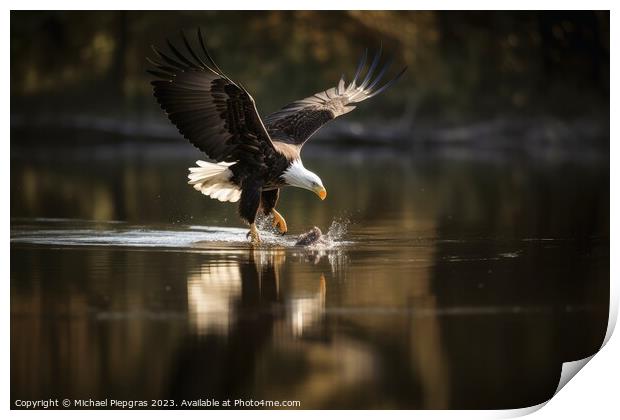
top-left (187, 160), bottom-right (242, 203)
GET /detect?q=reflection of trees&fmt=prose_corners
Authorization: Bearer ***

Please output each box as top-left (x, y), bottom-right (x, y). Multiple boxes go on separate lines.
top-left (421, 158), bottom-right (610, 408)
top-left (10, 247), bottom-right (189, 402)
top-left (310, 216), bottom-right (451, 409)
top-left (10, 158), bottom-right (232, 224)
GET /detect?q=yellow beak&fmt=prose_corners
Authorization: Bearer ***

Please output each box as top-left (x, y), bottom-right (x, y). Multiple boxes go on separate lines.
top-left (314, 186), bottom-right (327, 200)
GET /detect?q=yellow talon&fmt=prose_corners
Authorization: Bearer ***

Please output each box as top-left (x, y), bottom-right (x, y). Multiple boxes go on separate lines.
top-left (271, 209), bottom-right (288, 234)
top-left (248, 223), bottom-right (261, 246)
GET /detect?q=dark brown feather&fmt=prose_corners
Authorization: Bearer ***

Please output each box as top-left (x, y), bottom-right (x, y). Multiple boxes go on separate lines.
top-left (148, 30), bottom-right (281, 171)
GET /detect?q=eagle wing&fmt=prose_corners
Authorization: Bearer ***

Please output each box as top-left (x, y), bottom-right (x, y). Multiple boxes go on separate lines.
top-left (148, 29), bottom-right (276, 169)
top-left (263, 47), bottom-right (406, 147)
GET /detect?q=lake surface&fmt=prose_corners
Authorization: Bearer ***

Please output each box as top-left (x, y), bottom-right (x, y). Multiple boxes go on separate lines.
top-left (10, 143), bottom-right (609, 409)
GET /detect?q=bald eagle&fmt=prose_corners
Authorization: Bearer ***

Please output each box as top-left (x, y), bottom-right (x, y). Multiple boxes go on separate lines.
top-left (148, 30), bottom-right (405, 244)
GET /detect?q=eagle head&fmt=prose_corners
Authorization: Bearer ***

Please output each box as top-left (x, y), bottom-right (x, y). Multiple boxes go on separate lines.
top-left (282, 160), bottom-right (327, 200)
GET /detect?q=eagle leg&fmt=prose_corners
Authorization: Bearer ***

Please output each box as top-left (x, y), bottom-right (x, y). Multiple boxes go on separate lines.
top-left (248, 223), bottom-right (261, 245)
top-left (260, 189), bottom-right (286, 235)
top-left (271, 209), bottom-right (288, 234)
top-left (240, 181), bottom-right (263, 245)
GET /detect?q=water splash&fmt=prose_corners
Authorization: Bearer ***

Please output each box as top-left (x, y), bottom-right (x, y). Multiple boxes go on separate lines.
top-left (253, 214), bottom-right (351, 249)
top-left (324, 218), bottom-right (350, 243)
top-left (10, 218), bottom-right (352, 251)
top-left (296, 217), bottom-right (351, 250)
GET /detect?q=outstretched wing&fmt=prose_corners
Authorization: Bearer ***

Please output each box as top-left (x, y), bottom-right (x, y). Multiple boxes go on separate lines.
top-left (263, 47), bottom-right (406, 147)
top-left (148, 29), bottom-right (276, 168)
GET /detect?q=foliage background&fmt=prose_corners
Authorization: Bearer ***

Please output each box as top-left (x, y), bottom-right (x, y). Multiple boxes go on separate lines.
top-left (11, 10), bottom-right (609, 149)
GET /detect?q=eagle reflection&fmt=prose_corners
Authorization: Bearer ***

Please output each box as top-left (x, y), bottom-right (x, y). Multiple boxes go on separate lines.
top-left (186, 248), bottom-right (329, 337)
top-left (187, 263), bottom-right (243, 335)
top-left (170, 248), bottom-right (331, 400)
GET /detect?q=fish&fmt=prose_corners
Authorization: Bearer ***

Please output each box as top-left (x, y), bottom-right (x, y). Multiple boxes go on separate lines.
top-left (295, 227), bottom-right (323, 246)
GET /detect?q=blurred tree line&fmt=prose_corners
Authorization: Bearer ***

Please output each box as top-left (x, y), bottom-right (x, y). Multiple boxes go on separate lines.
top-left (11, 11), bottom-right (609, 126)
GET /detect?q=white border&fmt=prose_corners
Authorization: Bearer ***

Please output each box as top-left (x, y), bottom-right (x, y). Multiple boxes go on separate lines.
top-left (5, 2), bottom-right (616, 419)
top-left (3, 0), bottom-right (618, 9)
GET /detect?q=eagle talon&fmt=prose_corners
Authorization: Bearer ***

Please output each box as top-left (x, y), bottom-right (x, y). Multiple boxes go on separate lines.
top-left (248, 223), bottom-right (261, 246)
top-left (271, 209), bottom-right (288, 235)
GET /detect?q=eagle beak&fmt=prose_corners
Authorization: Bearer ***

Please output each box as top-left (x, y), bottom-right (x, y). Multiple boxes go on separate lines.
top-left (315, 186), bottom-right (327, 200)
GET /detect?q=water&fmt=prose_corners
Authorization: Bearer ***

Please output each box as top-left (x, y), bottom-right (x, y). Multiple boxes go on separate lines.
top-left (10, 144), bottom-right (609, 409)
